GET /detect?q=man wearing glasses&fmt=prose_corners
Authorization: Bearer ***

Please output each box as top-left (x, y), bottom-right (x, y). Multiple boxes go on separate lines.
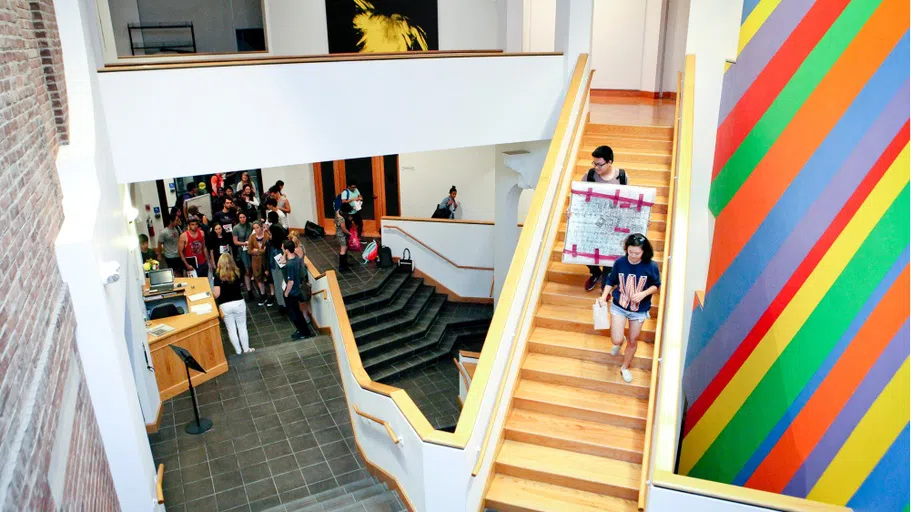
top-left (574, 145), bottom-right (628, 291)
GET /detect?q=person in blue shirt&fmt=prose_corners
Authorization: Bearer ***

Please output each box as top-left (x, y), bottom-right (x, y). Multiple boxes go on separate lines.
top-left (597, 233), bottom-right (661, 383)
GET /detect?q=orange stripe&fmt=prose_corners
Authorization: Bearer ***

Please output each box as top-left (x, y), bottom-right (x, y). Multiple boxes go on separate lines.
top-left (705, 0), bottom-right (909, 291)
top-left (745, 265), bottom-right (911, 492)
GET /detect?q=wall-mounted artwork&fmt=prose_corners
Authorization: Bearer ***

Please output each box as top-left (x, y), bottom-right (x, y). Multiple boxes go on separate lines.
top-left (325, 0), bottom-right (439, 53)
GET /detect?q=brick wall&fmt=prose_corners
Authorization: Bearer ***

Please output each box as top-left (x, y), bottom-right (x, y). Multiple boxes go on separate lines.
top-left (0, 1), bottom-right (118, 510)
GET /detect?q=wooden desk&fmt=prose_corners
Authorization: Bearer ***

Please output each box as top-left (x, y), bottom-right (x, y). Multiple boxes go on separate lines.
top-left (145, 278), bottom-right (228, 401)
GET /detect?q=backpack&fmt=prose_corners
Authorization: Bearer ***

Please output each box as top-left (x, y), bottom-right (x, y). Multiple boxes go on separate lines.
top-left (332, 194), bottom-right (343, 212)
top-left (431, 205), bottom-right (450, 219)
top-left (586, 168), bottom-right (627, 185)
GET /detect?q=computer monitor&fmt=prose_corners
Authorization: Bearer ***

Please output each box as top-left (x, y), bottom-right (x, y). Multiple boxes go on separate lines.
top-left (149, 269), bottom-right (174, 288)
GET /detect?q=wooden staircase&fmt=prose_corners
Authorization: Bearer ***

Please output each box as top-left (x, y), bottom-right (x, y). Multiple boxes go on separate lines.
top-left (485, 122), bottom-right (674, 512)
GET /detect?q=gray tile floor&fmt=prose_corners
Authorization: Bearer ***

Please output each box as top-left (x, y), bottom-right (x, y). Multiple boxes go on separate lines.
top-left (382, 360), bottom-right (462, 430)
top-left (151, 339), bottom-right (368, 512)
top-left (152, 234), bottom-right (474, 509)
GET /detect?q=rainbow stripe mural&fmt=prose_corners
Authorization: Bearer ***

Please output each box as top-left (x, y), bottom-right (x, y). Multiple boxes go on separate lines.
top-left (679, 0), bottom-right (910, 509)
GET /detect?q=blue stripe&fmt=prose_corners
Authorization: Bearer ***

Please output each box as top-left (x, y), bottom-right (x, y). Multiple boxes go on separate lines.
top-left (741, 0), bottom-right (763, 23)
top-left (732, 248), bottom-right (910, 485)
top-left (848, 424), bottom-right (910, 511)
top-left (683, 33), bottom-right (911, 372)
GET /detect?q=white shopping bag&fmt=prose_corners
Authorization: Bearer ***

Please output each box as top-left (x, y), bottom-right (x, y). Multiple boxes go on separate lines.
top-left (593, 301), bottom-right (611, 330)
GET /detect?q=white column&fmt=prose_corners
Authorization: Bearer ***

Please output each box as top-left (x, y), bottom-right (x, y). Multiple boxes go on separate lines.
top-left (554, 0), bottom-right (594, 76)
top-left (54, 0), bottom-right (160, 509)
top-left (498, 0), bottom-right (525, 51)
top-left (640, 0), bottom-right (668, 93)
top-left (494, 167), bottom-right (522, 304)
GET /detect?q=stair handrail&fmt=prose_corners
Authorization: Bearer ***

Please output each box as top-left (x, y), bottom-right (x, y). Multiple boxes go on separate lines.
top-left (637, 65), bottom-right (685, 510)
top-left (353, 404), bottom-right (401, 445)
top-left (382, 225), bottom-right (494, 270)
top-left (470, 58), bottom-right (594, 477)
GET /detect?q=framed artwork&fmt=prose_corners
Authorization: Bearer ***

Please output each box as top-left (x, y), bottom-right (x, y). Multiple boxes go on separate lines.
top-left (325, 0), bottom-right (439, 53)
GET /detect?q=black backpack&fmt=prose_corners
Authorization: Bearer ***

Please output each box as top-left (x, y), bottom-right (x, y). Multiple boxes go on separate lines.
top-left (378, 246), bottom-right (394, 268)
top-left (586, 168), bottom-right (627, 185)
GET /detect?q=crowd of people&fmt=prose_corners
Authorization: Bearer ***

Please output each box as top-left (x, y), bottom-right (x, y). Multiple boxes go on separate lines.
top-left (146, 174), bottom-right (315, 356)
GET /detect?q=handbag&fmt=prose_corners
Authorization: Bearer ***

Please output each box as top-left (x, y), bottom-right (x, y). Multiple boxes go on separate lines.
top-left (432, 206), bottom-right (450, 219)
top-left (593, 301), bottom-right (611, 330)
top-left (399, 248), bottom-right (414, 273)
top-left (347, 228), bottom-right (363, 251)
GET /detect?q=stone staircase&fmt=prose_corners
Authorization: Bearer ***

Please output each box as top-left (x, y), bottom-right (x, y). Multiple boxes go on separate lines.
top-left (262, 476), bottom-right (404, 512)
top-left (343, 269), bottom-right (493, 383)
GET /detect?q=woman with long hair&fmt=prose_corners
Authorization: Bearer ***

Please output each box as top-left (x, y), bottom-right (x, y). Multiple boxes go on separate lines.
top-left (249, 221), bottom-right (274, 306)
top-left (597, 233), bottom-right (660, 383)
top-left (214, 253), bottom-right (253, 355)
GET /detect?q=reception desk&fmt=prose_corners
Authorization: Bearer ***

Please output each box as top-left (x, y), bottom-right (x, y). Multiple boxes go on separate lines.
top-left (145, 278), bottom-right (228, 402)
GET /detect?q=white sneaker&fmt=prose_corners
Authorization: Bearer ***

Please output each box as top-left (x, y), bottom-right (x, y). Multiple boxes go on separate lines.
top-left (610, 344), bottom-right (622, 356)
top-left (620, 368), bottom-right (633, 383)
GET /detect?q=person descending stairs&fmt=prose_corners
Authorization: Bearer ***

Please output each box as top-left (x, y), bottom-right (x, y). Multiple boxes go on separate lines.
top-left (485, 120), bottom-right (674, 512)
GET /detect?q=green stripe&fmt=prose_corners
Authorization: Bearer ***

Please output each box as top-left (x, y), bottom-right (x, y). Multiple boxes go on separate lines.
top-left (708, 0), bottom-right (883, 216)
top-left (689, 184), bottom-right (911, 482)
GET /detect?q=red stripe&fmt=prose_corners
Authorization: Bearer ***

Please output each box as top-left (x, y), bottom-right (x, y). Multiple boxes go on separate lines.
top-left (684, 123), bottom-right (909, 436)
top-left (711, 0), bottom-right (853, 180)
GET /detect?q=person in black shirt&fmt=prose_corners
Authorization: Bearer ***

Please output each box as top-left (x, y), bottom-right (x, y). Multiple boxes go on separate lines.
top-left (268, 211), bottom-right (288, 312)
top-left (282, 240), bottom-right (310, 340)
top-left (206, 223), bottom-right (233, 269)
top-left (214, 198), bottom-right (238, 234)
top-left (214, 253), bottom-right (253, 355)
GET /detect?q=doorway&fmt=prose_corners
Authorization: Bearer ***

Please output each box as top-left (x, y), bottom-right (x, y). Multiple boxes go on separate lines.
top-left (314, 155), bottom-right (400, 237)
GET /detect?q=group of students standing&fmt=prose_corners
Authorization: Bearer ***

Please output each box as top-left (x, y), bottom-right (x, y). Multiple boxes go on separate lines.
top-left (148, 175), bottom-right (316, 357)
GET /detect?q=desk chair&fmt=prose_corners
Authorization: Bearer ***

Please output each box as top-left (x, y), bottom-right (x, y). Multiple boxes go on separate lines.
top-left (149, 304), bottom-right (184, 320)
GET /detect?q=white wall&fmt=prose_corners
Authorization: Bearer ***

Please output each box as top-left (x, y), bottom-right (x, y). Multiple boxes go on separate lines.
top-left (98, 54), bottom-right (566, 184)
top-left (680, 0), bottom-right (742, 360)
top-left (398, 141), bottom-right (549, 223)
top-left (649, 485), bottom-right (780, 511)
top-left (590, 0), bottom-right (689, 93)
top-left (55, 0), bottom-right (161, 509)
top-left (261, 164), bottom-right (318, 229)
top-left (661, 0), bottom-right (691, 92)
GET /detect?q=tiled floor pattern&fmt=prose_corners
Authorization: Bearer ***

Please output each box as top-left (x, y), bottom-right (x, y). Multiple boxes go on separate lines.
top-left (152, 339), bottom-right (369, 512)
top-left (157, 234), bottom-right (476, 508)
top-left (382, 360), bottom-right (462, 431)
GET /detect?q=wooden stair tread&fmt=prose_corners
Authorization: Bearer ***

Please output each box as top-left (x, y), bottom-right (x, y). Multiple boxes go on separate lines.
top-left (463, 362), bottom-right (476, 379)
top-left (576, 159), bottom-right (671, 172)
top-left (506, 409), bottom-right (645, 452)
top-left (522, 353), bottom-right (651, 390)
top-left (514, 380), bottom-right (648, 425)
top-left (496, 440), bottom-right (641, 495)
top-left (486, 474), bottom-right (639, 512)
top-left (529, 327), bottom-right (655, 361)
top-left (536, 304), bottom-right (658, 333)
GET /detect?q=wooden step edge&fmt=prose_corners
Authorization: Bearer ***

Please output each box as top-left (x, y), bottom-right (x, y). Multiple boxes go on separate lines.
top-left (519, 367), bottom-right (650, 399)
top-left (512, 393), bottom-right (647, 431)
top-left (527, 339), bottom-right (653, 370)
top-left (495, 460), bottom-right (639, 501)
top-left (505, 413), bottom-right (644, 463)
top-left (485, 474), bottom-right (639, 512)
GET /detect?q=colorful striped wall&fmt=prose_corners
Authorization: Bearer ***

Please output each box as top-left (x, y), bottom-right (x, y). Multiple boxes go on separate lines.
top-left (679, 0), bottom-right (910, 510)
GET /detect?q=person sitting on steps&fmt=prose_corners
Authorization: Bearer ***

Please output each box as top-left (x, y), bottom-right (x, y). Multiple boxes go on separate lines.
top-left (597, 233), bottom-right (660, 383)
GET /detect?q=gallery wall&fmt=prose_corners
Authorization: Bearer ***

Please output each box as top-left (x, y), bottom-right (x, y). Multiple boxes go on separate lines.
top-left (680, 1), bottom-right (909, 511)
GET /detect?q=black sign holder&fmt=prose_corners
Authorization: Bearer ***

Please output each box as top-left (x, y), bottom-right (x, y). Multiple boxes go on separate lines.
top-left (170, 345), bottom-right (212, 435)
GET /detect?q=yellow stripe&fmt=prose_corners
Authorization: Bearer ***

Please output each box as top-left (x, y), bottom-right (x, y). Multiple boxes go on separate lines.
top-left (738, 0), bottom-right (784, 56)
top-left (679, 145), bottom-right (911, 474)
top-left (808, 359), bottom-right (910, 504)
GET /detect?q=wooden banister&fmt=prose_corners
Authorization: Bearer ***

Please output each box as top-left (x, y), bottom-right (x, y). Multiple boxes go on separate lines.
top-left (382, 225), bottom-right (493, 271)
top-left (470, 57), bottom-right (592, 478)
top-left (453, 358), bottom-right (471, 388)
top-left (155, 464), bottom-right (165, 504)
top-left (353, 404), bottom-right (400, 444)
top-left (100, 50), bottom-right (560, 73)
